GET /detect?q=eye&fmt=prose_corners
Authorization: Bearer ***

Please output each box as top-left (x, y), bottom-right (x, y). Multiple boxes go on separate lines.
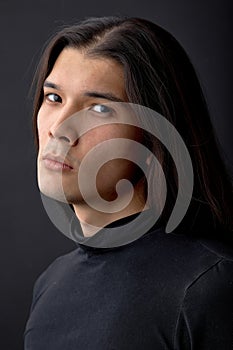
top-left (91, 104), bottom-right (112, 115)
top-left (45, 93), bottom-right (62, 103)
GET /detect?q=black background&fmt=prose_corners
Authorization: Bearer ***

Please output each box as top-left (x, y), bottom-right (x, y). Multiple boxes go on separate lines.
top-left (0, 0), bottom-right (232, 349)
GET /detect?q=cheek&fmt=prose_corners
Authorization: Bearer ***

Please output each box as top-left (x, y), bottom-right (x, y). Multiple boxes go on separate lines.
top-left (81, 125), bottom-right (144, 185)
top-left (37, 108), bottom-right (47, 133)
top-left (80, 125), bottom-right (142, 149)
top-left (77, 125), bottom-right (144, 174)
top-left (95, 158), bottom-right (144, 201)
top-left (37, 107), bottom-right (51, 147)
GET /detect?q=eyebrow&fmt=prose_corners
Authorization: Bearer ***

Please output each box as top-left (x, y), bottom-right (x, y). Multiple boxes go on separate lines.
top-left (84, 91), bottom-right (125, 103)
top-left (43, 80), bottom-right (125, 103)
top-left (44, 81), bottom-right (62, 90)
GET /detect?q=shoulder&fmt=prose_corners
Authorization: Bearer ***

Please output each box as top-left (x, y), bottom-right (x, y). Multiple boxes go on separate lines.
top-left (181, 233), bottom-right (233, 315)
top-left (148, 225), bottom-right (233, 263)
top-left (163, 229), bottom-right (233, 349)
top-left (31, 227), bottom-right (233, 306)
top-left (31, 249), bottom-right (79, 307)
top-left (127, 227), bottom-right (233, 295)
top-left (174, 257), bottom-right (233, 349)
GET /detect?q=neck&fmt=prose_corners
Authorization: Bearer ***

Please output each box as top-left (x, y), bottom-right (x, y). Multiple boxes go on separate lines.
top-left (73, 191), bottom-right (147, 237)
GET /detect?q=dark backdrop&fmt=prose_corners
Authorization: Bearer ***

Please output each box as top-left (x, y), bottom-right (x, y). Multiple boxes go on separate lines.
top-left (0, 0), bottom-right (232, 349)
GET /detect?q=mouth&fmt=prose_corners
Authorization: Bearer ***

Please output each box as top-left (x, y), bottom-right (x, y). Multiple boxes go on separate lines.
top-left (42, 154), bottom-right (74, 171)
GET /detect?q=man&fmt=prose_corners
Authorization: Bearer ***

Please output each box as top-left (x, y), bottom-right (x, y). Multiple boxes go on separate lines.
top-left (24, 16), bottom-right (233, 349)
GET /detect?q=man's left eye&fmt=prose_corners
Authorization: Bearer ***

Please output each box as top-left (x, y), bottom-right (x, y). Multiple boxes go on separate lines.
top-left (91, 104), bottom-right (112, 114)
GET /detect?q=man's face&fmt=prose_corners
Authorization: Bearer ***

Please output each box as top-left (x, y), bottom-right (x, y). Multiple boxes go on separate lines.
top-left (37, 48), bottom-right (144, 208)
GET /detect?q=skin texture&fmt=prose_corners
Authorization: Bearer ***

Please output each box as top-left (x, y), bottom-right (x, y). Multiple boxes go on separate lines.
top-left (37, 48), bottom-right (147, 235)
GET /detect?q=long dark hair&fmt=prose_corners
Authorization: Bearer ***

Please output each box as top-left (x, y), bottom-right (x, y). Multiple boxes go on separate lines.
top-left (31, 16), bottom-right (233, 236)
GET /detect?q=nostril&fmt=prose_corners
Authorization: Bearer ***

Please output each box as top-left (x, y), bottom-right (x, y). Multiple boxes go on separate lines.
top-left (48, 127), bottom-right (78, 146)
top-left (59, 135), bottom-right (71, 143)
top-left (48, 130), bottom-right (71, 143)
top-left (71, 138), bottom-right (79, 147)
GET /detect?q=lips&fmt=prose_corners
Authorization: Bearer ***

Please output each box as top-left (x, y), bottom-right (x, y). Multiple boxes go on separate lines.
top-left (42, 154), bottom-right (74, 171)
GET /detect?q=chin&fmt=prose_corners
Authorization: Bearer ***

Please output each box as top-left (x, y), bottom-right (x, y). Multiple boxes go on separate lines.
top-left (37, 176), bottom-right (68, 203)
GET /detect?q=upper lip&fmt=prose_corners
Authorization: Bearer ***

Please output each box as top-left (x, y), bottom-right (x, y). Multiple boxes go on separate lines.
top-left (42, 153), bottom-right (74, 169)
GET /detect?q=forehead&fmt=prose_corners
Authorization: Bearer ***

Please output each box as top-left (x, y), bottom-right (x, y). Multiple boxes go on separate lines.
top-left (46, 48), bottom-right (126, 97)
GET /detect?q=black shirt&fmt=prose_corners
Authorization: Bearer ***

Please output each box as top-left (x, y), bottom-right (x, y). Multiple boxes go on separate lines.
top-left (24, 219), bottom-right (233, 349)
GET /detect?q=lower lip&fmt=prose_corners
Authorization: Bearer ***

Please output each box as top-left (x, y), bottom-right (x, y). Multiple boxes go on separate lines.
top-left (43, 158), bottom-right (73, 171)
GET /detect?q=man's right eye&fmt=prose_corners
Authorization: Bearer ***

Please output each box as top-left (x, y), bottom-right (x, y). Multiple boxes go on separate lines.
top-left (45, 93), bottom-right (62, 103)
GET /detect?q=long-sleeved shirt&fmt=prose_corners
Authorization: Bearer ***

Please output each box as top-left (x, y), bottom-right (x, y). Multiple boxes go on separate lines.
top-left (24, 214), bottom-right (233, 349)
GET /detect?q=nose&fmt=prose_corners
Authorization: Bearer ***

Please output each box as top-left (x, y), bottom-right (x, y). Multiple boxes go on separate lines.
top-left (49, 107), bottom-right (80, 146)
